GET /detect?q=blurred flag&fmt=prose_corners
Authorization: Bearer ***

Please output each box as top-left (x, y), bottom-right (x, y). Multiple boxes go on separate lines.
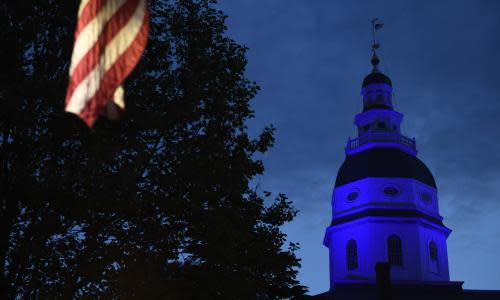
top-left (65, 0), bottom-right (149, 127)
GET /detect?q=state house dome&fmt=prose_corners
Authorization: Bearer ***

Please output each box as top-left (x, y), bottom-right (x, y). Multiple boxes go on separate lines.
top-left (334, 147), bottom-right (437, 188)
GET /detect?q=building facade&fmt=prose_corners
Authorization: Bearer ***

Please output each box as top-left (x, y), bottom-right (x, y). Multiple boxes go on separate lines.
top-left (314, 49), bottom-right (500, 300)
top-left (323, 52), bottom-right (452, 288)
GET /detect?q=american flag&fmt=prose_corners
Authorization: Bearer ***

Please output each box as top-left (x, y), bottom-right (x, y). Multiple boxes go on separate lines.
top-left (65, 0), bottom-right (149, 127)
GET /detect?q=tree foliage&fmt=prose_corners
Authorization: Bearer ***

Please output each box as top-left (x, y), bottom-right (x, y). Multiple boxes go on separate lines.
top-left (0, 0), bottom-right (306, 298)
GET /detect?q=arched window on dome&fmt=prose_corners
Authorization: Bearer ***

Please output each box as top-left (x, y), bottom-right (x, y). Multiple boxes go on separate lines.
top-left (429, 241), bottom-right (439, 273)
top-left (346, 239), bottom-right (358, 271)
top-left (387, 235), bottom-right (403, 266)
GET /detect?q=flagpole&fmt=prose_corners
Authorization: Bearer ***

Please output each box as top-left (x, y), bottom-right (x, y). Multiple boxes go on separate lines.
top-left (371, 18), bottom-right (377, 52)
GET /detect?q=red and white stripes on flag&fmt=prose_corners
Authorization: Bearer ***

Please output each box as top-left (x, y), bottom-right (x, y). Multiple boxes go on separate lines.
top-left (65, 0), bottom-right (149, 127)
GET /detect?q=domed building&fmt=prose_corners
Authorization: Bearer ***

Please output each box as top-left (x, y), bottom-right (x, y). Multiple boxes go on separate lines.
top-left (315, 52), bottom-right (500, 300)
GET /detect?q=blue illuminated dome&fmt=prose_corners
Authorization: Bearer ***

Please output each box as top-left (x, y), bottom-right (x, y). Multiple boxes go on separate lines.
top-left (323, 49), bottom-right (454, 293)
top-left (318, 26), bottom-right (500, 300)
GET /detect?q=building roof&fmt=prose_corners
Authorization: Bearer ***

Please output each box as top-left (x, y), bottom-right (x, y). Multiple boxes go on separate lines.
top-left (362, 71), bottom-right (392, 88)
top-left (335, 147), bottom-right (437, 188)
top-left (309, 282), bottom-right (500, 300)
top-left (362, 52), bottom-right (392, 88)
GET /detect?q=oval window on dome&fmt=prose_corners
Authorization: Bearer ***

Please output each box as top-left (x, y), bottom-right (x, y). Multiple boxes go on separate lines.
top-left (420, 192), bottom-right (432, 204)
top-left (383, 186), bottom-right (399, 196)
top-left (347, 191), bottom-right (359, 202)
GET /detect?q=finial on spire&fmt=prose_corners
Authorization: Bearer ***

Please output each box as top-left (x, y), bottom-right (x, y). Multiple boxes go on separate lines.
top-left (371, 51), bottom-right (380, 69)
top-left (370, 18), bottom-right (384, 71)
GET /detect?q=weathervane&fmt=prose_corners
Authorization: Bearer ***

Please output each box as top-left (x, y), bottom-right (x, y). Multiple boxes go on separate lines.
top-left (371, 18), bottom-right (384, 53)
top-left (370, 18), bottom-right (384, 69)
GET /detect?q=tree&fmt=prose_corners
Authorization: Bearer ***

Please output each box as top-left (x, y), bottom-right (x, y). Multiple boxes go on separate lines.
top-left (0, 0), bottom-right (306, 298)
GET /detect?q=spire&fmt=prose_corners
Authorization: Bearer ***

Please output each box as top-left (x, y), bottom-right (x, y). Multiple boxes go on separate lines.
top-left (348, 19), bottom-right (419, 156)
top-left (362, 18), bottom-right (391, 88)
top-left (371, 51), bottom-right (380, 72)
top-left (360, 18), bottom-right (394, 112)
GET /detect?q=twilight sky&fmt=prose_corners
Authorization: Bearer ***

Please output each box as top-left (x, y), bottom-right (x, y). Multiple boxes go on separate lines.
top-left (216, 0), bottom-right (500, 295)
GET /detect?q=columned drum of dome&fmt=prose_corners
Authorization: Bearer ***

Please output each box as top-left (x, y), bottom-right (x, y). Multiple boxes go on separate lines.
top-left (323, 50), bottom-right (452, 290)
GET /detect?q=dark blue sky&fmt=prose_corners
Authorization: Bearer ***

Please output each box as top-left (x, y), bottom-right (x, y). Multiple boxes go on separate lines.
top-left (217, 0), bottom-right (500, 294)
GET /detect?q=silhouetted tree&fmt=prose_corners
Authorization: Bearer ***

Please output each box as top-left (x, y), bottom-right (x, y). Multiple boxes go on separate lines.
top-left (0, 0), bottom-right (306, 299)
